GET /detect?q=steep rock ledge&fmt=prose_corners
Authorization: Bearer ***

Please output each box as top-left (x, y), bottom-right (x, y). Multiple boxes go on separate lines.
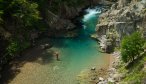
top-left (96, 0), bottom-right (146, 53)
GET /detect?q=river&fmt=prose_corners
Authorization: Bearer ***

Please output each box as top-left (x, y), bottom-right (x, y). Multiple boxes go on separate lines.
top-left (7, 6), bottom-right (110, 84)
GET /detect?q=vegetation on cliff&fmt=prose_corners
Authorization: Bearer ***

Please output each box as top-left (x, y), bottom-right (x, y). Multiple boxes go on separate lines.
top-left (0, 0), bottom-right (40, 59)
top-left (0, 0), bottom-right (92, 62)
top-left (95, 0), bottom-right (146, 83)
top-left (117, 32), bottom-right (146, 83)
top-left (1, 0), bottom-right (146, 83)
top-left (121, 32), bottom-right (145, 63)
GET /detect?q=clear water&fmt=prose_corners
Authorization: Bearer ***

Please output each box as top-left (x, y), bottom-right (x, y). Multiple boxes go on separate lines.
top-left (10, 7), bottom-right (108, 84)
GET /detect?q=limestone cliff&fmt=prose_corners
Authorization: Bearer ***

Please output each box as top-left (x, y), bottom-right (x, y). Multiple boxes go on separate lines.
top-left (96, 0), bottom-right (146, 53)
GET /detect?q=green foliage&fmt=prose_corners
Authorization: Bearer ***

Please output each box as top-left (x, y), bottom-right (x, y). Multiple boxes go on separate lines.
top-left (143, 42), bottom-right (146, 49)
top-left (123, 72), bottom-right (145, 83)
top-left (7, 39), bottom-right (30, 56)
top-left (0, 0), bottom-right (88, 62)
top-left (0, 10), bottom-right (3, 22)
top-left (7, 40), bottom-right (20, 56)
top-left (20, 40), bottom-right (30, 51)
top-left (121, 32), bottom-right (145, 63)
top-left (9, 0), bottom-right (40, 27)
top-left (119, 54), bottom-right (146, 83)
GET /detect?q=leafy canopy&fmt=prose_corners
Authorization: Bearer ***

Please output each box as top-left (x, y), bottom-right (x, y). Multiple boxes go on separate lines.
top-left (121, 32), bottom-right (145, 63)
top-left (9, 0), bottom-right (40, 27)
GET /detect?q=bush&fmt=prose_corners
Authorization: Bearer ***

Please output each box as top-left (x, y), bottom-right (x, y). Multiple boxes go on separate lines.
top-left (121, 32), bottom-right (145, 63)
top-left (7, 40), bottom-right (20, 56)
top-left (7, 39), bottom-right (30, 56)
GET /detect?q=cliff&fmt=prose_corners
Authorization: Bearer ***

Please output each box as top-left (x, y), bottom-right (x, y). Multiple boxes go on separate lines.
top-left (96, 0), bottom-right (146, 53)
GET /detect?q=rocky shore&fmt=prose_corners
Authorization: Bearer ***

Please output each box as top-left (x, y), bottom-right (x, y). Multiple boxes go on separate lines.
top-left (77, 51), bottom-right (122, 84)
top-left (81, 0), bottom-right (146, 83)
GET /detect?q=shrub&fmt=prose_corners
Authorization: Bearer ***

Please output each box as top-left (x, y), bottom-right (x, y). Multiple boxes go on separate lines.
top-left (7, 40), bottom-right (20, 56)
top-left (7, 39), bottom-right (30, 56)
top-left (121, 32), bottom-right (145, 63)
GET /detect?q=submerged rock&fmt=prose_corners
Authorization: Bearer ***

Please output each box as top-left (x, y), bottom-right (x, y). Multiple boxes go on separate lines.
top-left (91, 67), bottom-right (96, 70)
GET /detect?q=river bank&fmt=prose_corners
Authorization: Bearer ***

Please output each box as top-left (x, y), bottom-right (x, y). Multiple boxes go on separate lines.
top-left (77, 51), bottom-right (118, 84)
top-left (0, 45), bottom-right (115, 84)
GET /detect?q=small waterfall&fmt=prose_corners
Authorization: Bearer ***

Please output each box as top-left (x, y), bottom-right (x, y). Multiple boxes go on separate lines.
top-left (81, 6), bottom-right (101, 36)
top-left (83, 7), bottom-right (101, 22)
top-left (142, 0), bottom-right (146, 3)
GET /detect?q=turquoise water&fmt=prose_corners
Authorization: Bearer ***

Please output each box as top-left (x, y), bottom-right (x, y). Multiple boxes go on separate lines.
top-left (10, 7), bottom-right (108, 84)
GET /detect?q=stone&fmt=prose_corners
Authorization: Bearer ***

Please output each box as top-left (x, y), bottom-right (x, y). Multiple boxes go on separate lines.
top-left (98, 80), bottom-right (108, 84)
top-left (91, 67), bottom-right (96, 70)
top-left (112, 62), bottom-right (115, 64)
top-left (108, 77), bottom-right (115, 83)
top-left (113, 73), bottom-right (121, 82)
top-left (99, 77), bottom-right (104, 81)
top-left (109, 68), bottom-right (116, 72)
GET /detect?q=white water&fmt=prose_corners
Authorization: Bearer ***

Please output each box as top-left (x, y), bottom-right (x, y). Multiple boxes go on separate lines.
top-left (83, 7), bottom-right (101, 22)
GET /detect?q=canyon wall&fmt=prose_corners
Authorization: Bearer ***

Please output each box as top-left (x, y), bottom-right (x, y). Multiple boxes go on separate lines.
top-left (96, 0), bottom-right (146, 53)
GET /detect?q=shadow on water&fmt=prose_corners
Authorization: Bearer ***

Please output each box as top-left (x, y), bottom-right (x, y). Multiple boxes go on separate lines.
top-left (0, 35), bottom-right (85, 84)
top-left (0, 45), bottom-right (55, 84)
top-left (0, 34), bottom-right (92, 84)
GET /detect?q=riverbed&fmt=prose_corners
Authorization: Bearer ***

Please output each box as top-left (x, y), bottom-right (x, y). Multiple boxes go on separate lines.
top-left (3, 6), bottom-right (111, 84)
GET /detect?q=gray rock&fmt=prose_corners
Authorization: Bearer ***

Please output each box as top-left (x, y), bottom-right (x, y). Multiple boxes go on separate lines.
top-left (99, 77), bottom-right (104, 81)
top-left (91, 67), bottom-right (96, 71)
top-left (96, 0), bottom-right (146, 52)
top-left (113, 73), bottom-right (121, 82)
top-left (108, 77), bottom-right (115, 83)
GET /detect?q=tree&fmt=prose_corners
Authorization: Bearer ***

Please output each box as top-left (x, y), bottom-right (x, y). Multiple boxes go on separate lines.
top-left (121, 32), bottom-right (145, 63)
top-left (9, 0), bottom-right (40, 28)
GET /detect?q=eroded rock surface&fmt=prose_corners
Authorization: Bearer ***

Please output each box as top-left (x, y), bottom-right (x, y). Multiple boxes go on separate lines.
top-left (96, 0), bottom-right (146, 53)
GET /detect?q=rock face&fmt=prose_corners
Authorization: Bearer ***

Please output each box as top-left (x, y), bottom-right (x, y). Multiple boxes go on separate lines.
top-left (44, 0), bottom-right (115, 37)
top-left (96, 0), bottom-right (146, 53)
top-left (45, 0), bottom-right (101, 32)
